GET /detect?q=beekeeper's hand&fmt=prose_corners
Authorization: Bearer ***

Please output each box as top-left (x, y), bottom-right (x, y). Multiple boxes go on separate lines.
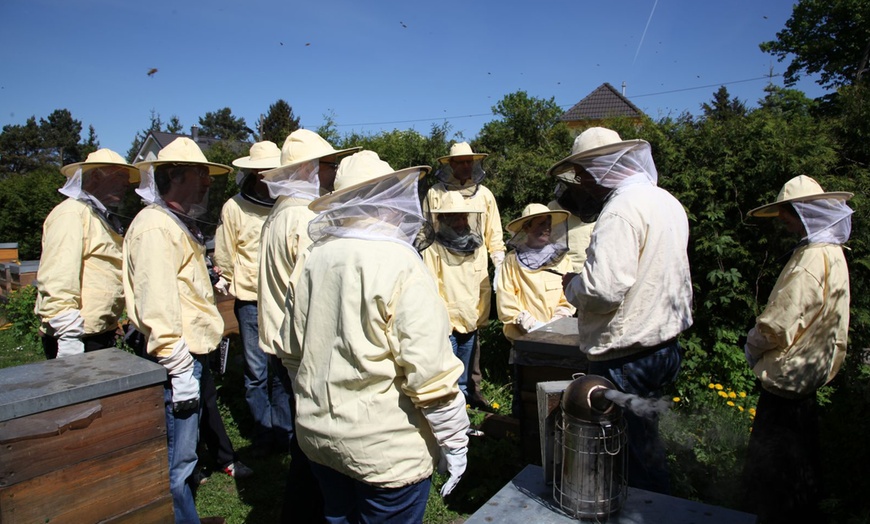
top-left (214, 276), bottom-right (230, 295)
top-left (516, 311), bottom-right (539, 332)
top-left (422, 394), bottom-right (470, 498)
top-left (491, 251), bottom-right (505, 294)
top-left (158, 339), bottom-right (200, 413)
top-left (549, 306), bottom-right (574, 322)
top-left (49, 310), bottom-right (86, 358)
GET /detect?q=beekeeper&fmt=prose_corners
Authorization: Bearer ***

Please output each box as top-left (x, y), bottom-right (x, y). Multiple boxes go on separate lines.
top-left (284, 150), bottom-right (469, 521)
top-left (422, 191), bottom-right (491, 403)
top-left (258, 129), bottom-right (358, 523)
top-left (36, 148), bottom-right (137, 359)
top-left (741, 175), bottom-right (852, 523)
top-left (426, 142), bottom-right (505, 410)
top-left (554, 127), bottom-right (693, 495)
top-left (496, 203), bottom-right (575, 343)
top-left (213, 140), bottom-right (286, 455)
top-left (123, 137), bottom-right (231, 524)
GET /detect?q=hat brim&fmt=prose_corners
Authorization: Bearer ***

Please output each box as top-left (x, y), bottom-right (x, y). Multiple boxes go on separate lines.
top-left (309, 166), bottom-right (431, 212)
top-left (232, 156), bottom-right (282, 170)
top-left (60, 161), bottom-right (142, 183)
top-left (547, 139), bottom-right (648, 178)
top-left (748, 192), bottom-right (854, 217)
top-left (133, 160), bottom-right (233, 176)
top-left (437, 153), bottom-right (488, 164)
top-left (506, 209), bottom-right (570, 234)
top-left (261, 146), bottom-right (361, 181)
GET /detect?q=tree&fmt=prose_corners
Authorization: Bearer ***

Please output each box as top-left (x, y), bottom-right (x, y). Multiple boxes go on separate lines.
top-left (126, 110), bottom-right (165, 162)
top-left (701, 86), bottom-right (749, 120)
top-left (39, 109), bottom-right (84, 167)
top-left (166, 115), bottom-right (184, 133)
top-left (760, 0), bottom-right (870, 89)
top-left (198, 107), bottom-right (252, 142)
top-left (0, 117), bottom-right (44, 176)
top-left (475, 91), bottom-right (572, 220)
top-left (261, 99), bottom-right (301, 144)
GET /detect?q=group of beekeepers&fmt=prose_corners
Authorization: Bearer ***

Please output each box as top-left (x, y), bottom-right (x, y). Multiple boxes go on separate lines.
top-left (32, 124), bottom-right (852, 523)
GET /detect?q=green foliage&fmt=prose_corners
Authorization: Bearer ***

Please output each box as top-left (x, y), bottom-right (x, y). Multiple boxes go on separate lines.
top-left (198, 107), bottom-right (253, 142)
top-left (0, 167), bottom-right (66, 258)
top-left (0, 284), bottom-right (40, 341)
top-left (260, 99), bottom-right (301, 144)
top-left (0, 109), bottom-right (89, 176)
top-left (759, 0), bottom-right (870, 89)
top-left (335, 123), bottom-right (452, 171)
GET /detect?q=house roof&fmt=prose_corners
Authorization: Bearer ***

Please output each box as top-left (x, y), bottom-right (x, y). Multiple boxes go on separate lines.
top-left (560, 82), bottom-right (645, 122)
top-left (149, 131), bottom-right (222, 150)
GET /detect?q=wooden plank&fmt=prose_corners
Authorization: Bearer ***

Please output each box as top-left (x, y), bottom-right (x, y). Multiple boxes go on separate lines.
top-left (0, 437), bottom-right (170, 523)
top-left (0, 385), bottom-right (166, 486)
top-left (102, 494), bottom-right (174, 524)
top-left (216, 293), bottom-right (238, 335)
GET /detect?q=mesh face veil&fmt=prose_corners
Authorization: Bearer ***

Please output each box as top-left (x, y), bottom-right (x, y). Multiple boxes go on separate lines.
top-left (792, 198), bottom-right (853, 245)
top-left (574, 142), bottom-right (658, 189)
top-left (308, 167), bottom-right (431, 251)
top-left (262, 159), bottom-right (322, 201)
top-left (434, 159), bottom-right (486, 197)
top-left (507, 214), bottom-right (569, 270)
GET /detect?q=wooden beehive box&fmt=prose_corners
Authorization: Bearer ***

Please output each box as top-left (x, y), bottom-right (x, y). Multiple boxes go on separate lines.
top-left (513, 318), bottom-right (587, 464)
top-left (0, 349), bottom-right (172, 523)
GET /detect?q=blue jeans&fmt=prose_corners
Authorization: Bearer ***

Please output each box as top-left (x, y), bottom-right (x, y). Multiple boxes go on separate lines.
top-left (164, 357), bottom-right (203, 524)
top-left (449, 330), bottom-right (476, 400)
top-left (588, 341), bottom-right (682, 495)
top-left (235, 300), bottom-right (293, 447)
top-left (309, 462), bottom-right (431, 524)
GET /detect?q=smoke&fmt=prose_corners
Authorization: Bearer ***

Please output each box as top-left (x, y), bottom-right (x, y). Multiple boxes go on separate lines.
top-left (604, 389), bottom-right (671, 418)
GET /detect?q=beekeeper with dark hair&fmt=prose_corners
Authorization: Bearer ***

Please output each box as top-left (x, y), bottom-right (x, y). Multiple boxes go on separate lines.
top-left (36, 148), bottom-right (137, 359)
top-left (284, 150), bottom-right (469, 522)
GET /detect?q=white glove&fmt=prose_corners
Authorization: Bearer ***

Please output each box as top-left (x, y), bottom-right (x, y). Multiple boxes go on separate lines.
top-left (491, 251), bottom-right (505, 294)
top-left (493, 264), bottom-right (501, 294)
top-left (422, 394), bottom-right (470, 498)
top-left (439, 447), bottom-right (468, 497)
top-left (214, 277), bottom-right (229, 295)
top-left (516, 311), bottom-right (539, 332)
top-left (158, 339), bottom-right (200, 412)
top-left (549, 306), bottom-right (574, 322)
top-left (49, 310), bottom-right (85, 358)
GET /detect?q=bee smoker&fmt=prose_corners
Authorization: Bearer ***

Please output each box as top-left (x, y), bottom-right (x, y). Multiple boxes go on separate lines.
top-left (553, 374), bottom-right (627, 520)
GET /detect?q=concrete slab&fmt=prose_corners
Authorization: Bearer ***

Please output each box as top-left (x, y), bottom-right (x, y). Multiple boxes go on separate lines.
top-left (465, 464), bottom-right (756, 524)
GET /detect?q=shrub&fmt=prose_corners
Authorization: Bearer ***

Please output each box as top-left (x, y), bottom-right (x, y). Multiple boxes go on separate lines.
top-left (0, 285), bottom-right (39, 341)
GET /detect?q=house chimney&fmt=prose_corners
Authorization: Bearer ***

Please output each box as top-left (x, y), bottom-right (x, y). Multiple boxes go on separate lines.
top-left (191, 125), bottom-right (199, 142)
top-left (622, 81), bottom-right (626, 96)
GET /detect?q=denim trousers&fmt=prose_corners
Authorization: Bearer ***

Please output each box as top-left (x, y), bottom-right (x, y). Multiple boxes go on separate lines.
top-left (164, 357), bottom-right (204, 524)
top-left (587, 341), bottom-right (682, 495)
top-left (449, 330), bottom-right (477, 400)
top-left (309, 462), bottom-right (431, 524)
top-left (234, 300), bottom-right (293, 447)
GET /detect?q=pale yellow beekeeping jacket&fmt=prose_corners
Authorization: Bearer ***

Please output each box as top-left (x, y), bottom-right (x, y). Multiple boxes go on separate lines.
top-left (547, 199), bottom-right (595, 273)
top-left (426, 183), bottom-right (505, 262)
top-left (257, 195), bottom-right (315, 356)
top-left (746, 243), bottom-right (850, 399)
top-left (285, 237), bottom-right (463, 488)
top-left (497, 252), bottom-right (574, 342)
top-left (422, 242), bottom-right (491, 334)
top-left (123, 205), bottom-right (223, 358)
top-left (214, 194), bottom-right (270, 301)
top-left (35, 198), bottom-right (124, 335)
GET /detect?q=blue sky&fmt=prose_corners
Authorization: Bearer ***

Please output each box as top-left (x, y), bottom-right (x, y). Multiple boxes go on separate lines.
top-left (0, 1), bottom-right (826, 157)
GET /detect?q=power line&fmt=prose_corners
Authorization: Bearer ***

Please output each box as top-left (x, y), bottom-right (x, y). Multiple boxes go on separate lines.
top-left (332, 74), bottom-right (782, 128)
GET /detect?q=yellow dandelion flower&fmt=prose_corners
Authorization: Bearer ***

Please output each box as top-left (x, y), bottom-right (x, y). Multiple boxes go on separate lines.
top-left (749, 408), bottom-right (757, 416)
top-left (718, 391), bottom-right (728, 398)
top-left (708, 383), bottom-right (715, 389)
top-left (727, 401), bottom-right (735, 406)
top-left (739, 392), bottom-right (747, 398)
top-left (715, 384), bottom-right (724, 390)
top-left (672, 397), bottom-right (681, 403)
top-left (738, 406), bottom-right (744, 412)
top-left (492, 402), bottom-right (500, 410)
top-left (466, 404), bottom-right (471, 410)
top-left (728, 391), bottom-right (737, 399)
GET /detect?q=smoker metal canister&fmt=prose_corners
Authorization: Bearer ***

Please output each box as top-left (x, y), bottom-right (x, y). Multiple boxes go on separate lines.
top-left (553, 374), bottom-right (628, 520)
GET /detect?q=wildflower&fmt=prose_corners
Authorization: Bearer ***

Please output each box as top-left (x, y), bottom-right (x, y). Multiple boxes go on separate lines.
top-left (492, 402), bottom-right (500, 410)
top-left (738, 406), bottom-right (744, 412)
top-left (708, 383), bottom-right (715, 389)
top-left (714, 384), bottom-right (724, 390)
top-left (728, 391), bottom-right (737, 399)
top-left (718, 391), bottom-right (728, 398)
top-left (749, 408), bottom-right (757, 416)
top-left (466, 404), bottom-right (471, 410)
top-left (738, 392), bottom-right (747, 398)
top-left (727, 401), bottom-right (735, 407)
top-left (672, 397), bottom-right (681, 403)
